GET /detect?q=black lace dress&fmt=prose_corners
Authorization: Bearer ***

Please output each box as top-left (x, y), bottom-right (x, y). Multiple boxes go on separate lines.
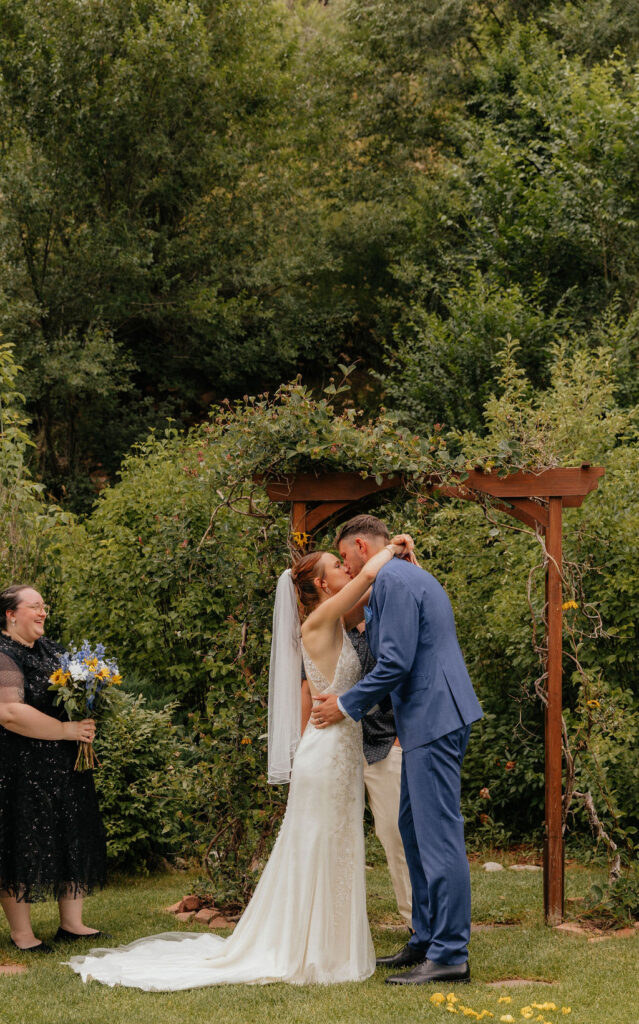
top-left (0, 633), bottom-right (106, 903)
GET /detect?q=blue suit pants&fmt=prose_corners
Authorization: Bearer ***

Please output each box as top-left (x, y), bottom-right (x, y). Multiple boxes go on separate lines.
top-left (400, 725), bottom-right (472, 964)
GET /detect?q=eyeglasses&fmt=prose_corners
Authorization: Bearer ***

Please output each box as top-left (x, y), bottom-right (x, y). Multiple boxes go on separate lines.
top-left (20, 603), bottom-right (50, 615)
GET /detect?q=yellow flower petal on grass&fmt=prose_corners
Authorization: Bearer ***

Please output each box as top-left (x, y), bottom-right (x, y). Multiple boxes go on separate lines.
top-left (521, 1010), bottom-right (534, 1020)
top-left (498, 997), bottom-right (512, 1004)
top-left (447, 994), bottom-right (460, 1004)
top-left (500, 1015), bottom-right (515, 1023)
top-left (561, 1010), bottom-right (571, 1016)
top-left (430, 993), bottom-right (446, 1005)
top-left (446, 1006), bottom-right (459, 1014)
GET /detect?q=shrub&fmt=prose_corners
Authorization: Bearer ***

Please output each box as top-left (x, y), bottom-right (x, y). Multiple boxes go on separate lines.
top-left (93, 691), bottom-right (199, 870)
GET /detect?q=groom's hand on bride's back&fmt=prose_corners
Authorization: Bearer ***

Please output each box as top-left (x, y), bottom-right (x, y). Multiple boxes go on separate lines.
top-left (310, 693), bottom-right (345, 728)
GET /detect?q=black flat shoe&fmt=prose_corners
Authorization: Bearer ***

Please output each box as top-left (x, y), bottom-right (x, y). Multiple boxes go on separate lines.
top-left (54, 927), bottom-right (110, 943)
top-left (10, 938), bottom-right (53, 953)
top-left (386, 958), bottom-right (470, 985)
top-left (376, 941), bottom-right (428, 969)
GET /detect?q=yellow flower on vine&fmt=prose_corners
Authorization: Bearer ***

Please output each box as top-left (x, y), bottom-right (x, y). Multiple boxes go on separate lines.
top-left (562, 600), bottom-right (578, 610)
top-left (292, 531), bottom-right (310, 547)
top-left (587, 699), bottom-right (600, 708)
top-left (240, 736), bottom-right (252, 745)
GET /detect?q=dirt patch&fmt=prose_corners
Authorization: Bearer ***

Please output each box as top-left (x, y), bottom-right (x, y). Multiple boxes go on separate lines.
top-left (486, 978), bottom-right (555, 988)
top-left (555, 921), bottom-right (600, 937)
top-left (588, 926), bottom-right (638, 943)
top-left (472, 921), bottom-right (521, 931)
top-left (556, 918), bottom-right (639, 938)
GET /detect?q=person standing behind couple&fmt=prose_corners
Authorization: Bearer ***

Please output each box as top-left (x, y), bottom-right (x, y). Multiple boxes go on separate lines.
top-left (348, 626), bottom-right (412, 930)
top-left (312, 514), bottom-right (483, 985)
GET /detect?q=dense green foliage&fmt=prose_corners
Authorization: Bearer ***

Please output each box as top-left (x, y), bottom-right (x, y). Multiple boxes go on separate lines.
top-left (0, 342), bottom-right (65, 583)
top-left (1, 1), bottom-right (639, 503)
top-left (1, 0), bottom-right (639, 891)
top-left (425, 347), bottom-right (639, 855)
top-left (93, 692), bottom-right (197, 868)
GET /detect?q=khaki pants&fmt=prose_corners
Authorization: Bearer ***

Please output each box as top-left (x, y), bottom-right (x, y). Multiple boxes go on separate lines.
top-left (363, 743), bottom-right (412, 927)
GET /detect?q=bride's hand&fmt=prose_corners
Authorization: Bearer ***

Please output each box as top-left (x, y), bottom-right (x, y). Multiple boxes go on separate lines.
top-left (389, 533), bottom-right (420, 565)
top-left (389, 533), bottom-right (414, 555)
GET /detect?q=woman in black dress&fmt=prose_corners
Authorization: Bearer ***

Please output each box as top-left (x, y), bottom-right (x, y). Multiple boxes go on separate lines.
top-left (0, 585), bottom-right (107, 952)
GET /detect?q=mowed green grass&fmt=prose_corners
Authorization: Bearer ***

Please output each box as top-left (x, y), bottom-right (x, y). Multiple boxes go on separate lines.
top-left (2, 857), bottom-right (637, 1024)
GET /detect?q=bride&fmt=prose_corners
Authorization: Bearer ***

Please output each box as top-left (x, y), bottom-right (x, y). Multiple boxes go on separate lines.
top-left (66, 536), bottom-right (411, 990)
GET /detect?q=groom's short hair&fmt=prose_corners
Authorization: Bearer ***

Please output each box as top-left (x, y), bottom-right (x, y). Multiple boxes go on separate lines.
top-left (335, 514), bottom-right (390, 546)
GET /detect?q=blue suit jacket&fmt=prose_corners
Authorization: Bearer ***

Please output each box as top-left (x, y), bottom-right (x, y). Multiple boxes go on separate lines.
top-left (339, 559), bottom-right (482, 751)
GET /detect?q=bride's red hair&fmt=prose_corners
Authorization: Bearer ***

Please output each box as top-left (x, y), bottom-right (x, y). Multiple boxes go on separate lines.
top-left (290, 551), bottom-right (324, 618)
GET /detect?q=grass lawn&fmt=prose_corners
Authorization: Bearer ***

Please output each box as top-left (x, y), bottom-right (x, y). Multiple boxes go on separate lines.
top-left (1, 854), bottom-right (637, 1024)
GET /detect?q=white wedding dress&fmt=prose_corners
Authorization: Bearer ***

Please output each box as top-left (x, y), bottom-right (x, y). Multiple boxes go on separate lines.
top-left (66, 631), bottom-right (375, 990)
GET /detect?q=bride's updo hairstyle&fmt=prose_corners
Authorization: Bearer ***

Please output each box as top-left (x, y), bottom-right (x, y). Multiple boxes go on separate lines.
top-left (290, 551), bottom-right (325, 618)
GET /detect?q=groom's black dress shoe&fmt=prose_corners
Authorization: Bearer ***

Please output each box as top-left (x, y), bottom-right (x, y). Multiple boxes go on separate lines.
top-left (375, 942), bottom-right (428, 969)
top-left (54, 927), bottom-right (110, 943)
top-left (386, 958), bottom-right (470, 985)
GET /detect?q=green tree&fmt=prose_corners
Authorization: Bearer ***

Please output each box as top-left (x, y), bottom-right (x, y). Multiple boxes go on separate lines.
top-left (0, 341), bottom-right (64, 585)
top-left (0, 0), bottom-right (366, 503)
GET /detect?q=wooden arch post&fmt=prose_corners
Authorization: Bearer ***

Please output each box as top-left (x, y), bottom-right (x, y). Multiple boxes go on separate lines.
top-left (263, 465), bottom-right (604, 926)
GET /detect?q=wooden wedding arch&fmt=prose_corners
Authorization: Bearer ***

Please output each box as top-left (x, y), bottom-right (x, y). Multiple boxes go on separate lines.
top-left (263, 464), bottom-right (605, 926)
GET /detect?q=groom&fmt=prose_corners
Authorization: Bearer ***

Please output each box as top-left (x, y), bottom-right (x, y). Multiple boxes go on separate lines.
top-left (311, 514), bottom-right (483, 985)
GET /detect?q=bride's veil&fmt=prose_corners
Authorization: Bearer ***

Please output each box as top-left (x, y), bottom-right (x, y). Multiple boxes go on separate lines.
top-left (267, 569), bottom-right (302, 784)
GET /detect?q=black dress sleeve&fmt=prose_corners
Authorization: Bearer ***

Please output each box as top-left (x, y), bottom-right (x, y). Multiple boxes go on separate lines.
top-left (0, 651), bottom-right (24, 705)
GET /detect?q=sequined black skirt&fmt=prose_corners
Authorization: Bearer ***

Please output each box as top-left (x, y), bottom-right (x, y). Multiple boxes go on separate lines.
top-left (0, 731), bottom-right (107, 903)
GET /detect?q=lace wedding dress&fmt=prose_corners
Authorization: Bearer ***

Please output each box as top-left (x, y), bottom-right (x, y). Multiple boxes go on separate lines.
top-left (66, 630), bottom-right (375, 990)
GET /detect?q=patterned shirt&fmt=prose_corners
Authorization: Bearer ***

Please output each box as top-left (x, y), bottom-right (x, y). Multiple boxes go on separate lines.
top-left (346, 628), bottom-right (396, 766)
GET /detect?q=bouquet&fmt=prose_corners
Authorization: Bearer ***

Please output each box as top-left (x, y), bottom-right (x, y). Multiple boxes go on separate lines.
top-left (49, 641), bottom-right (122, 770)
